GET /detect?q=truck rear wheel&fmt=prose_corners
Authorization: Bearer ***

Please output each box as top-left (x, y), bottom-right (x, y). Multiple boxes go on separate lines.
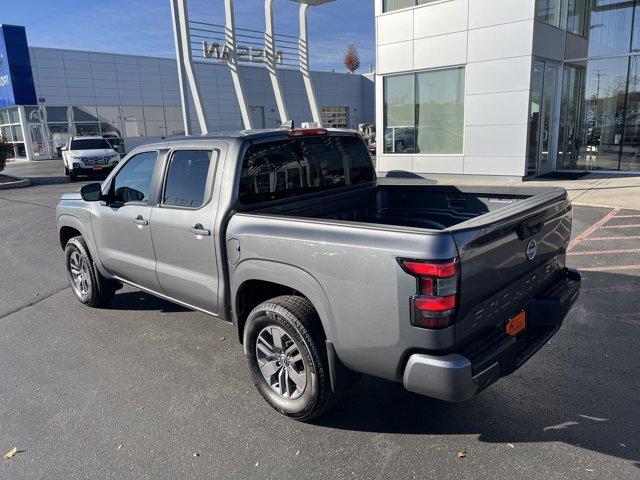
top-left (64, 236), bottom-right (117, 307)
top-left (244, 295), bottom-right (336, 421)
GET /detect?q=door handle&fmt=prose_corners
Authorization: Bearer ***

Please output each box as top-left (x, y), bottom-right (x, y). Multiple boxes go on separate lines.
top-left (189, 223), bottom-right (211, 237)
top-left (133, 215), bottom-right (148, 226)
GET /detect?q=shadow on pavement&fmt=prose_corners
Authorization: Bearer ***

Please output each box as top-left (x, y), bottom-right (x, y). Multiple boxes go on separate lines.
top-left (317, 269), bottom-right (639, 466)
top-left (107, 291), bottom-right (191, 313)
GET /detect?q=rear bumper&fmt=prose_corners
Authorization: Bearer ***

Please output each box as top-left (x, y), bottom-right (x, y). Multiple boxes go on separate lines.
top-left (403, 268), bottom-right (581, 402)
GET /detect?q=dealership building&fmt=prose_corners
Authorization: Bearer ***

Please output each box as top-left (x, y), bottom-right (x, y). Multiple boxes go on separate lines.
top-left (0, 22), bottom-right (373, 161)
top-left (4, 0), bottom-right (640, 177)
top-left (376, 0), bottom-right (640, 176)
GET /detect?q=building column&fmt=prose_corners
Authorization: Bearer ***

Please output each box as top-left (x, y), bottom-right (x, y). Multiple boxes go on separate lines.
top-left (299, 4), bottom-right (322, 126)
top-left (170, 0), bottom-right (193, 135)
top-left (17, 106), bottom-right (34, 161)
top-left (224, 0), bottom-right (253, 130)
top-left (265, 0), bottom-right (289, 126)
top-left (170, 0), bottom-right (209, 134)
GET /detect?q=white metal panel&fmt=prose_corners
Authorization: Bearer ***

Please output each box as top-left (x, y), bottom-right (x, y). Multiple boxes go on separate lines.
top-left (465, 90), bottom-right (530, 126)
top-left (413, 31), bottom-right (467, 70)
top-left (377, 9), bottom-right (414, 45)
top-left (377, 155), bottom-right (413, 173)
top-left (413, 0), bottom-right (468, 39)
top-left (464, 124), bottom-right (528, 157)
top-left (463, 156), bottom-right (527, 176)
top-left (377, 41), bottom-right (414, 74)
top-left (467, 20), bottom-right (534, 63)
top-left (465, 56), bottom-right (533, 95)
top-left (413, 155), bottom-right (464, 174)
top-left (468, 0), bottom-right (535, 29)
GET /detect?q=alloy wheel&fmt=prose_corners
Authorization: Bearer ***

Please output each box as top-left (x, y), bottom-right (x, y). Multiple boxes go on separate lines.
top-left (255, 325), bottom-right (307, 399)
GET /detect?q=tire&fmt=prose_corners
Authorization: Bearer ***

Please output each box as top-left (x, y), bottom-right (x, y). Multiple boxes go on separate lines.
top-left (64, 236), bottom-right (117, 307)
top-left (68, 171), bottom-right (78, 182)
top-left (64, 166), bottom-right (69, 177)
top-left (244, 295), bottom-right (336, 421)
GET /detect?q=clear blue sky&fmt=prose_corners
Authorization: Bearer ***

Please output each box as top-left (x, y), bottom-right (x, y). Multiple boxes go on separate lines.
top-left (0, 0), bottom-right (375, 72)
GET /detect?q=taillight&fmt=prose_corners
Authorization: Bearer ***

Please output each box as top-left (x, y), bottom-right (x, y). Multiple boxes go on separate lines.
top-left (399, 258), bottom-right (459, 329)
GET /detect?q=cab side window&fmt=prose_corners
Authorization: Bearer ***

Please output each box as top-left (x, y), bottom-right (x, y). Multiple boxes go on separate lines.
top-left (162, 150), bottom-right (215, 208)
top-left (112, 151), bottom-right (158, 204)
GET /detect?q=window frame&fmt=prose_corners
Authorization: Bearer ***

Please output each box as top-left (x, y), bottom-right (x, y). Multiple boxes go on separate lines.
top-left (382, 0), bottom-right (442, 14)
top-left (382, 65), bottom-right (466, 156)
top-left (106, 150), bottom-right (161, 207)
top-left (158, 148), bottom-right (219, 211)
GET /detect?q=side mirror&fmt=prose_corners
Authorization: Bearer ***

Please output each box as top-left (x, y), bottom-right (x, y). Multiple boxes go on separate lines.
top-left (80, 183), bottom-right (103, 202)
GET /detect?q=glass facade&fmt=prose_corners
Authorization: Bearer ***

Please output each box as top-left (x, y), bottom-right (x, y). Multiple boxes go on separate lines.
top-left (0, 107), bottom-right (26, 159)
top-left (0, 104), bottom-right (184, 160)
top-left (384, 67), bottom-right (465, 155)
top-left (535, 0), bottom-right (640, 171)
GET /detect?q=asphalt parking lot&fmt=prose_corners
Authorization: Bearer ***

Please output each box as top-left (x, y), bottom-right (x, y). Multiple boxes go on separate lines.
top-left (1, 160), bottom-right (639, 480)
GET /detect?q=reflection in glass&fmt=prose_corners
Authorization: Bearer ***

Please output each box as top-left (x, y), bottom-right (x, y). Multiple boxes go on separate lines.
top-left (46, 106), bottom-right (69, 123)
top-left (528, 61), bottom-right (545, 175)
top-left (74, 123), bottom-right (100, 136)
top-left (560, 58), bottom-right (629, 170)
top-left (620, 56), bottom-right (640, 170)
top-left (72, 106), bottom-right (98, 122)
top-left (383, 0), bottom-right (414, 12)
top-left (558, 65), bottom-right (585, 169)
top-left (384, 74), bottom-right (415, 154)
top-left (536, 0), bottom-right (563, 27)
top-left (567, 0), bottom-right (589, 36)
top-left (586, 0), bottom-right (634, 57)
top-left (415, 68), bottom-right (464, 154)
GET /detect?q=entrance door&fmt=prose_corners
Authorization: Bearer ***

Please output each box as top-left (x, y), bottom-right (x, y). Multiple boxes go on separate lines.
top-left (250, 106), bottom-right (265, 129)
top-left (538, 62), bottom-right (560, 175)
top-left (529, 60), bottom-right (561, 176)
top-left (29, 124), bottom-right (48, 159)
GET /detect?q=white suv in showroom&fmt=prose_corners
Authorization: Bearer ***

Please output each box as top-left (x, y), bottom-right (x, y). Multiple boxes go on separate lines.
top-left (62, 136), bottom-right (121, 181)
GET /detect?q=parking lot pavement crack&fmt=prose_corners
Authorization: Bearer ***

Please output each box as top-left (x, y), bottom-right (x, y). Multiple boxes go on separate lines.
top-left (0, 195), bottom-right (56, 210)
top-left (0, 285), bottom-right (69, 321)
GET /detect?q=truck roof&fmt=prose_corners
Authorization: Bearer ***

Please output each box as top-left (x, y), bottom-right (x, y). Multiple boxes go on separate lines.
top-left (152, 127), bottom-right (355, 145)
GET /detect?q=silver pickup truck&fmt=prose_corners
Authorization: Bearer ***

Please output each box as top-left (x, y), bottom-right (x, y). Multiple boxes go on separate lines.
top-left (57, 128), bottom-right (580, 421)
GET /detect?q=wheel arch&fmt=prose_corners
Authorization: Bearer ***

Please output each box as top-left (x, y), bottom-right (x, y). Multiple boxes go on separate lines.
top-left (231, 260), bottom-right (336, 348)
top-left (57, 214), bottom-right (110, 278)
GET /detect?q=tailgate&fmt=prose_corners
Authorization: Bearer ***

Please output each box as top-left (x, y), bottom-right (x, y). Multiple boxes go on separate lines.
top-left (450, 188), bottom-right (572, 346)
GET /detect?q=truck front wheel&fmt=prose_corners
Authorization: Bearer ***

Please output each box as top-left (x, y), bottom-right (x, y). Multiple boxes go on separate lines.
top-left (64, 236), bottom-right (117, 307)
top-left (244, 295), bottom-right (336, 421)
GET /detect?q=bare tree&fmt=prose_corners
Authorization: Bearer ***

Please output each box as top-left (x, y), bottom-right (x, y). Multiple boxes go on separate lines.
top-left (343, 44), bottom-right (361, 74)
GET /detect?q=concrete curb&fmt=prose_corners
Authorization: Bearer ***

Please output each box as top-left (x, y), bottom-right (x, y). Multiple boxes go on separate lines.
top-left (0, 175), bottom-right (31, 190)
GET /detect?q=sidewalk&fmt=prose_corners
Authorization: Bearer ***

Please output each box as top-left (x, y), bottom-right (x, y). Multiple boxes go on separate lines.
top-left (387, 172), bottom-right (640, 210)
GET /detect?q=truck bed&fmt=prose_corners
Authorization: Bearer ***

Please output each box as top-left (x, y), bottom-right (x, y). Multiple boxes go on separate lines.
top-left (252, 182), bottom-right (551, 232)
top-left (243, 180), bottom-right (572, 352)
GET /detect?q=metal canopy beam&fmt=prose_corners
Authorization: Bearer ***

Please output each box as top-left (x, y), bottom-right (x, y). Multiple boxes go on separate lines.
top-left (298, 3), bottom-right (322, 126)
top-left (265, 0), bottom-right (289, 126)
top-left (225, 0), bottom-right (253, 130)
top-left (170, 0), bottom-right (209, 135)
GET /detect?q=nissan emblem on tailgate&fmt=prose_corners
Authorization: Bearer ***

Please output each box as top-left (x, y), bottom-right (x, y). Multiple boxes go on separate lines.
top-left (526, 239), bottom-right (538, 261)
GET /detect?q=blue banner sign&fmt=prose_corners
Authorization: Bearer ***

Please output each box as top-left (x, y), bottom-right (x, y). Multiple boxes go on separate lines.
top-left (0, 25), bottom-right (37, 108)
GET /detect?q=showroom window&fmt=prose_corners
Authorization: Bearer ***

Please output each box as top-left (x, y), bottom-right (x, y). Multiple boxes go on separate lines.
top-left (383, 0), bottom-right (438, 13)
top-left (535, 0), bottom-right (563, 28)
top-left (0, 107), bottom-right (26, 158)
top-left (321, 107), bottom-right (349, 128)
top-left (384, 67), bottom-right (465, 155)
